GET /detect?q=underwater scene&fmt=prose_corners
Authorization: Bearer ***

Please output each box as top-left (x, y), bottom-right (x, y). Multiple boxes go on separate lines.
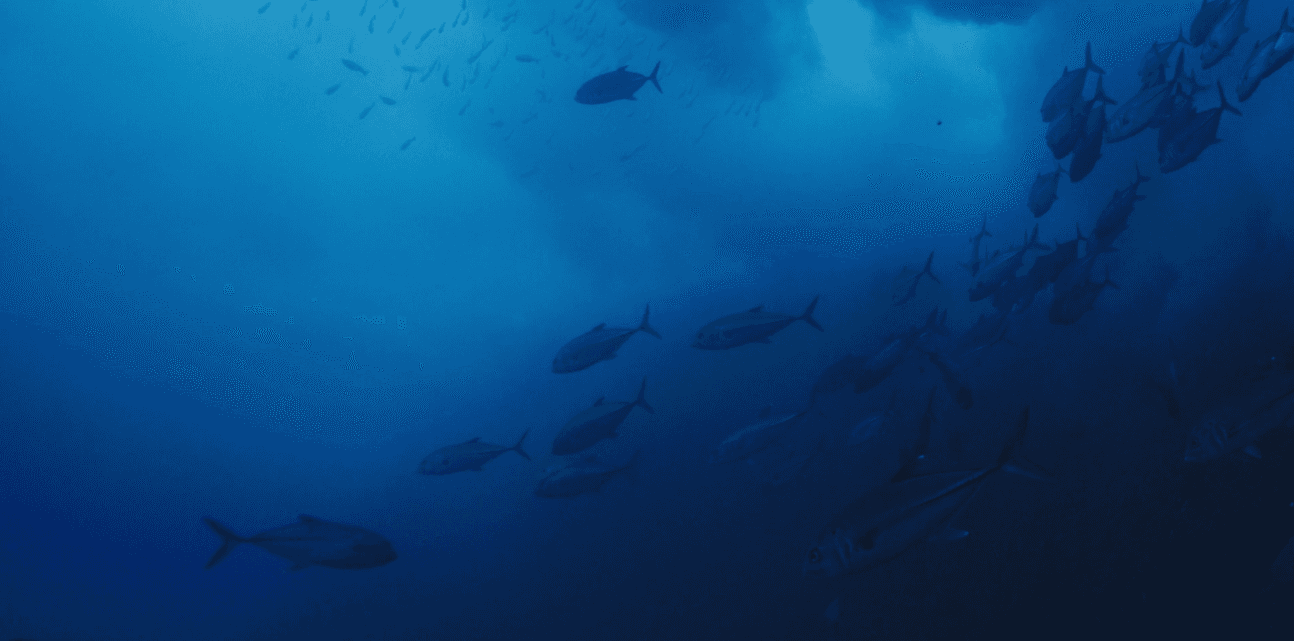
top-left (3, 0), bottom-right (1294, 639)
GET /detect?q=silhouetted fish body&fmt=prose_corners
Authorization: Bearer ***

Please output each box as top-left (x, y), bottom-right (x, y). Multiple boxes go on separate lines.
top-left (1040, 42), bottom-right (1104, 122)
top-left (847, 309), bottom-right (944, 395)
top-left (1237, 9), bottom-right (1294, 101)
top-left (1091, 165), bottom-right (1149, 250)
top-left (1191, 0), bottom-right (1234, 46)
top-left (970, 246), bottom-right (1027, 302)
top-left (535, 453), bottom-right (637, 497)
top-left (1106, 62), bottom-right (1177, 143)
top-left (1201, 0), bottom-right (1249, 70)
top-left (1185, 373), bottom-right (1294, 462)
top-left (693, 297), bottom-right (822, 350)
top-left (553, 379), bottom-right (653, 455)
top-left (1048, 274), bottom-right (1117, 325)
top-left (1045, 100), bottom-right (1087, 159)
top-left (1027, 166), bottom-right (1064, 217)
top-left (418, 432), bottom-right (530, 474)
top-left (1068, 98), bottom-right (1109, 182)
top-left (1137, 28), bottom-right (1187, 87)
top-left (575, 62), bottom-right (661, 104)
top-left (1029, 227), bottom-right (1084, 285)
top-left (203, 515), bottom-right (397, 571)
top-left (1159, 82), bottom-right (1240, 173)
top-left (712, 410), bottom-right (805, 464)
top-left (553, 305), bottom-right (660, 373)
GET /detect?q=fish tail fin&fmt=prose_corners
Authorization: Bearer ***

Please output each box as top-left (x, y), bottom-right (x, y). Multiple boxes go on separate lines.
top-left (891, 387), bottom-right (938, 482)
top-left (202, 517), bottom-right (244, 569)
top-left (634, 377), bottom-right (655, 414)
top-left (800, 295), bottom-right (823, 331)
top-left (637, 304), bottom-right (662, 339)
top-left (1092, 75), bottom-right (1116, 105)
top-left (1104, 267), bottom-right (1120, 290)
top-left (1134, 161), bottom-right (1148, 186)
top-left (511, 429), bottom-right (531, 461)
top-left (993, 407), bottom-right (1031, 471)
top-left (1085, 41), bottom-right (1105, 75)
top-left (1217, 81), bottom-right (1241, 116)
top-left (921, 251), bottom-right (941, 284)
top-left (1075, 223), bottom-right (1086, 242)
top-left (1176, 25), bottom-right (1189, 46)
top-left (1282, 8), bottom-right (1291, 31)
top-left (647, 61), bottom-right (662, 93)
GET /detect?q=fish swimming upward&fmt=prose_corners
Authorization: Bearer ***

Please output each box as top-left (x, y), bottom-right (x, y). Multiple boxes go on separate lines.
top-left (552, 305), bottom-right (661, 373)
top-left (575, 62), bottom-right (662, 104)
top-left (203, 515), bottom-right (397, 571)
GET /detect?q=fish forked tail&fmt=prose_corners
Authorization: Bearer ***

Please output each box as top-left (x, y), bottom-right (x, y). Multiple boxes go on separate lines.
top-left (1084, 41), bottom-right (1105, 75)
top-left (1092, 75), bottom-right (1117, 106)
top-left (203, 517), bottom-right (246, 569)
top-left (800, 295), bottom-right (824, 332)
top-left (634, 377), bottom-right (655, 414)
top-left (647, 61), bottom-right (662, 93)
top-left (637, 304), bottom-right (662, 339)
top-left (1216, 81), bottom-right (1241, 116)
top-left (511, 430), bottom-right (532, 461)
top-left (920, 251), bottom-right (941, 284)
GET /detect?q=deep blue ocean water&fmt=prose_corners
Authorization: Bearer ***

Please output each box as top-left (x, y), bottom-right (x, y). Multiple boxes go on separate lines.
top-left (2, 1), bottom-right (1293, 639)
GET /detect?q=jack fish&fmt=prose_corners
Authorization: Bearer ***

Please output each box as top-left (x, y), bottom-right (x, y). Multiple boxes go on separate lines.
top-left (553, 378), bottom-right (654, 455)
top-left (418, 431), bottom-right (531, 475)
top-left (1237, 9), bottom-right (1294, 101)
top-left (575, 62), bottom-right (662, 104)
top-left (553, 305), bottom-right (661, 373)
top-left (694, 296), bottom-right (822, 350)
top-left (203, 515), bottom-right (397, 571)
top-left (1040, 42), bottom-right (1104, 123)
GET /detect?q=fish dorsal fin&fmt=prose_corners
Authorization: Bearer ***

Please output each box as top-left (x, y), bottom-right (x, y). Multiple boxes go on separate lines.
top-left (759, 406), bottom-right (772, 419)
top-left (747, 305), bottom-right (764, 313)
top-left (466, 437), bottom-right (481, 443)
top-left (298, 514), bottom-right (324, 523)
top-left (591, 322), bottom-right (606, 331)
top-left (594, 396), bottom-right (605, 406)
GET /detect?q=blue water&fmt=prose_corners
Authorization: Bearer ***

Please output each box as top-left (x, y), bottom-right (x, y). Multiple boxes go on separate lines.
top-left (2, 0), bottom-right (1293, 638)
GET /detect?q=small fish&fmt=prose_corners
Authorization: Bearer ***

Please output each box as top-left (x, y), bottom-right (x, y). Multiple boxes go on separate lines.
top-left (467, 38), bottom-right (494, 64)
top-left (324, 83), bottom-right (341, 95)
top-left (402, 32), bottom-right (411, 45)
top-left (516, 54), bottom-right (539, 63)
top-left (553, 305), bottom-right (661, 373)
top-left (1274, 536), bottom-right (1294, 583)
top-left (203, 515), bottom-right (397, 571)
top-left (287, 48), bottom-right (299, 60)
top-left (368, 15), bottom-right (376, 33)
top-left (443, 68), bottom-right (451, 86)
top-left (257, 2), bottom-right (270, 15)
top-left (400, 137), bottom-right (415, 151)
top-left (893, 251), bottom-right (940, 306)
top-left (358, 103), bottom-right (374, 119)
top-left (959, 215), bottom-right (992, 276)
top-left (394, 44), bottom-right (401, 56)
top-left (553, 379), bottom-right (653, 456)
top-left (1040, 42), bottom-right (1104, 123)
top-left (401, 65), bottom-right (420, 73)
top-left (341, 59), bottom-right (368, 75)
top-left (360, 0), bottom-right (367, 17)
top-left (694, 296), bottom-right (822, 350)
top-left (418, 431), bottom-right (531, 475)
top-left (576, 62), bottom-right (662, 104)
top-left (305, 14), bottom-right (312, 28)
top-left (418, 29), bottom-right (434, 47)
top-left (420, 67), bottom-right (436, 82)
top-left (379, 96), bottom-right (396, 105)
top-left (439, 22), bottom-right (446, 34)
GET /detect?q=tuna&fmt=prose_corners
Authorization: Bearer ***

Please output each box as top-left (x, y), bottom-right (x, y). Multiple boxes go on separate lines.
top-left (1068, 76), bottom-right (1115, 182)
top-left (1030, 225), bottom-right (1086, 285)
top-left (1138, 27), bottom-right (1189, 88)
top-left (1237, 9), bottom-right (1294, 101)
top-left (203, 515), bottom-right (397, 571)
top-left (1027, 165), bottom-right (1065, 217)
top-left (1159, 82), bottom-right (1241, 173)
top-left (893, 251), bottom-right (941, 306)
top-left (1090, 164), bottom-right (1150, 251)
top-left (712, 407), bottom-right (807, 464)
top-left (694, 296), bottom-right (822, 350)
top-left (418, 431), bottom-right (531, 475)
top-left (1105, 54), bottom-right (1180, 143)
top-left (811, 309), bottom-right (946, 398)
top-left (552, 378), bottom-right (653, 455)
top-left (1190, 0), bottom-right (1234, 46)
top-left (970, 239), bottom-right (1032, 302)
top-left (1048, 270), bottom-right (1118, 325)
top-left (1041, 42), bottom-right (1105, 123)
top-left (1184, 373), bottom-right (1294, 462)
top-left (1200, 0), bottom-right (1249, 70)
top-left (552, 305), bottom-right (661, 373)
top-left (535, 453), bottom-right (638, 497)
top-left (575, 62), bottom-right (662, 104)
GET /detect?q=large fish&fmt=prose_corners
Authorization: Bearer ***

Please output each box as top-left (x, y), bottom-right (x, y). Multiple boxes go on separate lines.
top-left (1029, 225), bottom-right (1085, 285)
top-left (1106, 54), bottom-right (1180, 143)
top-left (1068, 77), bottom-right (1115, 182)
top-left (535, 453), bottom-right (638, 497)
top-left (959, 215), bottom-right (992, 276)
top-left (202, 515), bottom-right (397, 571)
top-left (1190, 0), bottom-right (1234, 46)
top-left (1046, 75), bottom-right (1114, 160)
top-left (1156, 84), bottom-right (1197, 153)
top-left (1048, 270), bottom-right (1118, 325)
top-left (712, 407), bottom-right (807, 464)
top-left (693, 296), bottom-right (822, 350)
top-left (418, 431), bottom-right (530, 475)
top-left (952, 310), bottom-right (1010, 361)
top-left (1090, 164), bottom-right (1150, 251)
top-left (1237, 9), bottom-right (1294, 101)
top-left (1040, 42), bottom-right (1104, 123)
top-left (552, 378), bottom-right (653, 455)
top-left (575, 62), bottom-right (662, 104)
top-left (969, 240), bottom-right (1032, 302)
top-left (1201, 0), bottom-right (1249, 70)
top-left (1138, 27), bottom-right (1189, 88)
top-left (824, 309), bottom-right (946, 397)
top-left (1027, 165), bottom-right (1065, 217)
top-left (552, 305), bottom-right (661, 373)
top-left (804, 408), bottom-right (1034, 578)
top-left (1184, 373), bottom-right (1294, 462)
top-left (1159, 82), bottom-right (1241, 173)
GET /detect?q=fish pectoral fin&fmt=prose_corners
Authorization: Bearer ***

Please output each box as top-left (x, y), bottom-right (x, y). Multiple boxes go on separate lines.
top-left (1243, 445), bottom-right (1263, 459)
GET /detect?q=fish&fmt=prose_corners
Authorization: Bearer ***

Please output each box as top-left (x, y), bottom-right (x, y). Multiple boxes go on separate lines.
top-left (846, 394), bottom-right (897, 447)
top-left (1040, 42), bottom-right (1104, 123)
top-left (552, 378), bottom-right (654, 455)
top-left (443, 68), bottom-right (451, 86)
top-left (712, 407), bottom-right (807, 464)
top-left (379, 96), bottom-right (396, 106)
top-left (893, 251), bottom-right (940, 306)
top-left (258, 2), bottom-right (270, 14)
top-left (1048, 269), bottom-right (1118, 325)
top-left (1159, 82), bottom-right (1241, 173)
top-left (535, 452), bottom-right (638, 498)
top-left (1027, 165), bottom-right (1065, 217)
top-left (1030, 225), bottom-right (1086, 285)
top-left (401, 65), bottom-right (420, 73)
top-left (400, 137), bottom-right (415, 151)
top-left (306, 14), bottom-right (312, 28)
top-left (1046, 75), bottom-right (1115, 160)
top-left (358, 103), bottom-right (374, 119)
top-left (341, 59), bottom-right (368, 75)
top-left (1106, 52), bottom-right (1181, 143)
top-left (1190, 0), bottom-right (1234, 46)
top-left (1138, 27), bottom-right (1189, 88)
top-left (959, 215), bottom-right (992, 276)
top-left (1201, 0), bottom-right (1249, 70)
top-left (401, 31), bottom-right (411, 45)
top-left (1237, 8), bottom-right (1294, 101)
top-left (552, 305), bottom-right (661, 373)
top-left (693, 296), bottom-right (822, 350)
top-left (417, 29), bottom-right (434, 47)
top-left (816, 309), bottom-right (946, 398)
top-left (418, 431), bottom-right (531, 475)
top-left (575, 62), bottom-right (662, 104)
top-left (393, 45), bottom-right (401, 56)
top-left (324, 83), bottom-right (341, 95)
top-left (1184, 373), bottom-right (1294, 462)
top-left (516, 54), bottom-right (540, 63)
top-left (804, 407), bottom-right (1035, 578)
top-left (202, 515), bottom-right (397, 571)
top-left (969, 241), bottom-right (1030, 302)
top-left (1091, 163), bottom-right (1150, 251)
top-left (1157, 84), bottom-right (1198, 153)
top-left (466, 38), bottom-right (494, 64)
top-left (1068, 77), bottom-right (1115, 182)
